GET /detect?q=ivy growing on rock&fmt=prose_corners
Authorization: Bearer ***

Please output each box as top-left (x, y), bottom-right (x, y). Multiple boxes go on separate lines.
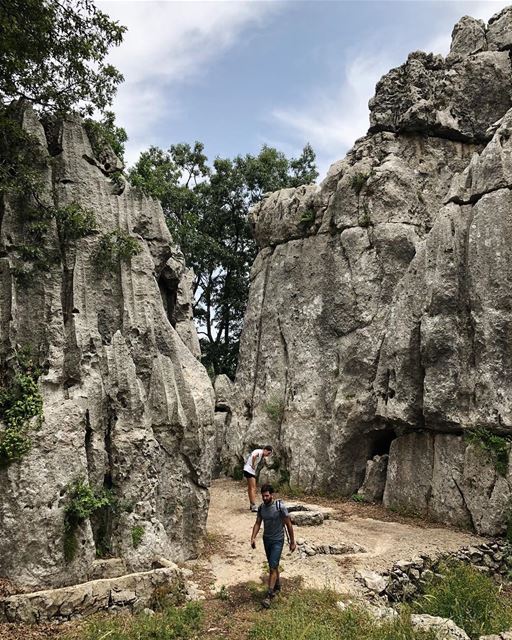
top-left (465, 426), bottom-right (511, 477)
top-left (64, 479), bottom-right (113, 562)
top-left (0, 349), bottom-right (43, 466)
top-left (94, 230), bottom-right (141, 273)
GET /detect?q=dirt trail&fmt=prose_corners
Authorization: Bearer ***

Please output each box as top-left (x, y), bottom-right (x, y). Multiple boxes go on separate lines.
top-left (188, 478), bottom-right (485, 596)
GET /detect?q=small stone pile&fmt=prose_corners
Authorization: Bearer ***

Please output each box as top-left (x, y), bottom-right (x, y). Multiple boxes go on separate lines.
top-left (296, 539), bottom-right (365, 558)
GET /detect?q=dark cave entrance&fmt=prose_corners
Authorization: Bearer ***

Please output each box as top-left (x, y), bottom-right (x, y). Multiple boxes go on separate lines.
top-left (369, 427), bottom-right (396, 457)
top-left (158, 269), bottom-right (179, 329)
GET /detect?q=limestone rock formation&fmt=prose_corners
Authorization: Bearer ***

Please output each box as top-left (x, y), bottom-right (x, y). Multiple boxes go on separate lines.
top-left (0, 106), bottom-right (215, 590)
top-left (226, 6), bottom-right (512, 535)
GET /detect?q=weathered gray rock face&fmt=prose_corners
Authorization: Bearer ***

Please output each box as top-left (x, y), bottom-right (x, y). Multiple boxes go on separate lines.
top-left (0, 107), bottom-right (215, 590)
top-left (227, 7), bottom-right (512, 535)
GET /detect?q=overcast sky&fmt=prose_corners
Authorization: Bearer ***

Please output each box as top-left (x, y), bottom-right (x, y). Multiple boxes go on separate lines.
top-left (96, 0), bottom-right (511, 180)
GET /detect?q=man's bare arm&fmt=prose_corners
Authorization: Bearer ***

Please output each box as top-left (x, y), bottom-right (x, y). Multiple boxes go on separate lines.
top-left (251, 516), bottom-right (262, 547)
top-left (283, 516), bottom-right (296, 551)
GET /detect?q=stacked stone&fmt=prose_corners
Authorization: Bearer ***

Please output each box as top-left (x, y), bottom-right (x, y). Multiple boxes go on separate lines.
top-left (296, 539), bottom-right (365, 558)
top-left (360, 541), bottom-right (512, 602)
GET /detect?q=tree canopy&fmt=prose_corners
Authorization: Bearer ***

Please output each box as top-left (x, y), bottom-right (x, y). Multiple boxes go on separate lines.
top-left (129, 142), bottom-right (318, 379)
top-left (0, 0), bottom-right (126, 115)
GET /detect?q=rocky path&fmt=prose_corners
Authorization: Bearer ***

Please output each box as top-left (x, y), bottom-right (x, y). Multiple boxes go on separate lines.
top-left (187, 478), bottom-right (486, 596)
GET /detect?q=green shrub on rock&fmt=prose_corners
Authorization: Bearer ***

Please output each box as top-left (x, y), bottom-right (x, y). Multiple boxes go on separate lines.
top-left (94, 230), bottom-right (141, 273)
top-left (465, 426), bottom-right (511, 477)
top-left (0, 351), bottom-right (43, 466)
top-left (64, 479), bottom-right (112, 562)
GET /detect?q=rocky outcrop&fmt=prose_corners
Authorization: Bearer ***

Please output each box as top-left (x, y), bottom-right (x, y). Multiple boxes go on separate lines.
top-left (226, 6), bottom-right (512, 535)
top-left (0, 106), bottom-right (215, 590)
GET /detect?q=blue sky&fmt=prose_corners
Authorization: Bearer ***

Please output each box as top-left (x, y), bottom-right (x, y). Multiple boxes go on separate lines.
top-left (97, 0), bottom-right (511, 180)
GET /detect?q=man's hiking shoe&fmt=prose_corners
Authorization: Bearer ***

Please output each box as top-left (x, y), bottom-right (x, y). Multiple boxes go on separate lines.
top-left (250, 504), bottom-right (258, 512)
top-left (262, 590), bottom-right (274, 609)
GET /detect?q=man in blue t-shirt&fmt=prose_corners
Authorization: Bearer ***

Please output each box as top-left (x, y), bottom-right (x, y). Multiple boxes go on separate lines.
top-left (250, 484), bottom-right (296, 608)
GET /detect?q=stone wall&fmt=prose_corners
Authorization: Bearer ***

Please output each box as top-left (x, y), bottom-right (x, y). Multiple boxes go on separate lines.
top-left (357, 541), bottom-right (512, 602)
top-left (0, 106), bottom-right (215, 590)
top-left (226, 6), bottom-right (512, 535)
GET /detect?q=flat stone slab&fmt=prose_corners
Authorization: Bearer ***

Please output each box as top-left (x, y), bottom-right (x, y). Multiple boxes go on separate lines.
top-left (0, 566), bottom-right (183, 623)
top-left (287, 501), bottom-right (334, 526)
top-left (287, 502), bottom-right (334, 518)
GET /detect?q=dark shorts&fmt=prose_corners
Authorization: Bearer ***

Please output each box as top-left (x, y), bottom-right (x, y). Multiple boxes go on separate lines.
top-left (263, 537), bottom-right (284, 569)
top-left (243, 470), bottom-right (256, 479)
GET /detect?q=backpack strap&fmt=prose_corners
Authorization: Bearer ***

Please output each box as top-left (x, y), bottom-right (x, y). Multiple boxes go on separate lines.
top-left (275, 500), bottom-right (290, 543)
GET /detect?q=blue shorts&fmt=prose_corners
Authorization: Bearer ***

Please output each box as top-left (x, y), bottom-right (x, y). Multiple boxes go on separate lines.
top-left (263, 538), bottom-right (284, 569)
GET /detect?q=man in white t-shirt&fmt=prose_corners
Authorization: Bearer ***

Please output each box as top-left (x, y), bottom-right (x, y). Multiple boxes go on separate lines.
top-left (243, 445), bottom-right (273, 511)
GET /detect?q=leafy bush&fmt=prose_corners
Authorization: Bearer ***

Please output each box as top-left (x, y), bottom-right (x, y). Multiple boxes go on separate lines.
top-left (299, 207), bottom-right (316, 228)
top-left (84, 111), bottom-right (127, 163)
top-left (94, 230), bottom-right (141, 273)
top-left (350, 171), bottom-right (370, 196)
top-left (413, 561), bottom-right (512, 639)
top-left (64, 479), bottom-right (112, 562)
top-left (359, 203), bottom-right (372, 228)
top-left (131, 525), bottom-right (144, 548)
top-left (67, 601), bottom-right (202, 640)
top-left (249, 589), bottom-right (436, 640)
top-left (263, 395), bottom-right (285, 425)
top-left (465, 426), bottom-right (510, 476)
top-left (0, 351), bottom-right (43, 466)
top-left (53, 203), bottom-right (96, 243)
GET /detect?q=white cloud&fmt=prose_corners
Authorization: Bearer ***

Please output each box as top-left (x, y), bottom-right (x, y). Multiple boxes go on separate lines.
top-left (270, 52), bottom-right (394, 180)
top-left (96, 0), bottom-right (281, 165)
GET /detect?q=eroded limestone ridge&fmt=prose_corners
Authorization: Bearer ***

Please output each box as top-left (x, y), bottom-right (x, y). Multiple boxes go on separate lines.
top-left (0, 106), bottom-right (215, 590)
top-left (225, 6), bottom-right (512, 535)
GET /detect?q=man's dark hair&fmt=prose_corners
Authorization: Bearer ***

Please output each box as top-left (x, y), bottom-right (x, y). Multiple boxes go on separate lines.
top-left (263, 445), bottom-right (273, 453)
top-left (261, 484), bottom-right (274, 494)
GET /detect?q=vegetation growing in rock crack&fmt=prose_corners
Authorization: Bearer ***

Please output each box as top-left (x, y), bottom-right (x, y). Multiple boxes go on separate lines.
top-left (63, 479), bottom-right (113, 562)
top-left (84, 111), bottom-right (127, 164)
top-left (94, 230), bottom-right (141, 273)
top-left (299, 206), bottom-right (316, 228)
top-left (412, 560), bottom-right (512, 639)
top-left (128, 142), bottom-right (319, 379)
top-left (465, 426), bottom-right (510, 477)
top-left (350, 171), bottom-right (371, 196)
top-left (359, 203), bottom-right (372, 228)
top-left (0, 348), bottom-right (43, 466)
top-left (131, 525), bottom-right (145, 548)
top-left (263, 395), bottom-right (285, 425)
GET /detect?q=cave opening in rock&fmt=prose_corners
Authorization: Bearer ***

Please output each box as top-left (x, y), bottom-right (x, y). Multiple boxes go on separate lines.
top-left (158, 270), bottom-right (178, 328)
top-left (369, 427), bottom-right (396, 457)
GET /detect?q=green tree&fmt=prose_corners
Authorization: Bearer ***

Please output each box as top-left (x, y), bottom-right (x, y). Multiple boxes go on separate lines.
top-left (0, 0), bottom-right (126, 116)
top-left (129, 142), bottom-right (318, 379)
top-left (1, 0), bottom-right (126, 198)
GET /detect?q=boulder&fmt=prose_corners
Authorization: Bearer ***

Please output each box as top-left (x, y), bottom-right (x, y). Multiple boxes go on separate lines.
top-left (410, 614), bottom-right (470, 640)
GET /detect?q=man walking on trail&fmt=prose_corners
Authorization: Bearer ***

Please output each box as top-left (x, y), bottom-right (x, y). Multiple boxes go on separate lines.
top-left (250, 483), bottom-right (296, 608)
top-left (244, 445), bottom-right (273, 512)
